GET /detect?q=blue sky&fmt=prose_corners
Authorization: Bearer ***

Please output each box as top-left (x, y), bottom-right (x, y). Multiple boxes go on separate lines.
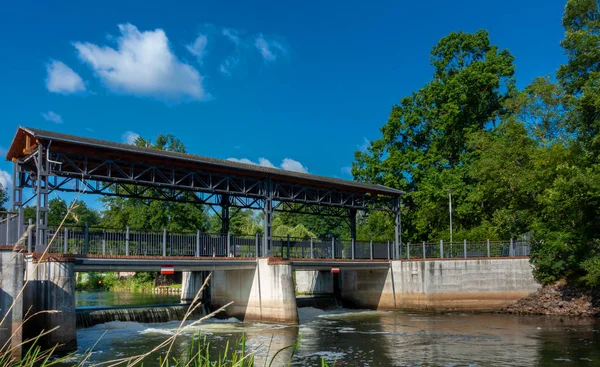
top-left (0, 0), bottom-right (567, 206)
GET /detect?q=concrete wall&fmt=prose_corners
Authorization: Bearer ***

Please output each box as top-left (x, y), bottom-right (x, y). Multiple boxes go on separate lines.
top-left (341, 258), bottom-right (540, 311)
top-left (23, 256), bottom-right (77, 351)
top-left (295, 270), bottom-right (333, 295)
top-left (211, 259), bottom-right (298, 324)
top-left (0, 247), bottom-right (24, 359)
top-left (181, 271), bottom-right (206, 303)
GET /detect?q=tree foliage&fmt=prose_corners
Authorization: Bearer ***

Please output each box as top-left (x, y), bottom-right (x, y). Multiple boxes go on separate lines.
top-left (350, 3), bottom-right (600, 287)
top-left (0, 183), bottom-right (7, 211)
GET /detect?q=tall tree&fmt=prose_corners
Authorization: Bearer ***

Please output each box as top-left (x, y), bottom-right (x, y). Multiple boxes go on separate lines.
top-left (353, 30), bottom-right (516, 241)
top-left (558, 0), bottom-right (600, 158)
top-left (0, 183), bottom-right (7, 211)
top-left (23, 198), bottom-right (102, 226)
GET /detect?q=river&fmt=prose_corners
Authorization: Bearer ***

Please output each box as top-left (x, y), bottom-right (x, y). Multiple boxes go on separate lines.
top-left (73, 291), bottom-right (600, 366)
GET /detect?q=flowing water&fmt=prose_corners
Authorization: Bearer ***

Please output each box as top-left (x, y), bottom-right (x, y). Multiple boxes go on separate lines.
top-left (76, 291), bottom-right (180, 308)
top-left (72, 292), bottom-right (600, 366)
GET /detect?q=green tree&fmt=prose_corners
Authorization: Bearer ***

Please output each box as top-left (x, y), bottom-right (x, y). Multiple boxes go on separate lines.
top-left (208, 210), bottom-right (262, 235)
top-left (0, 183), bottom-right (7, 211)
top-left (558, 0), bottom-right (600, 158)
top-left (23, 198), bottom-right (101, 226)
top-left (353, 30), bottom-right (516, 242)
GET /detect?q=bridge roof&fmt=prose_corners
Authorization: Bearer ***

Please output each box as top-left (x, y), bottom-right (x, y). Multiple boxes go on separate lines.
top-left (6, 126), bottom-right (403, 197)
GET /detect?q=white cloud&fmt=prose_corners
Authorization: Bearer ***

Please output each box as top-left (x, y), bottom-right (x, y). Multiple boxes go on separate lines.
top-left (122, 131), bottom-right (140, 144)
top-left (85, 127), bottom-right (95, 133)
top-left (222, 28), bottom-right (241, 45)
top-left (280, 158), bottom-right (308, 173)
top-left (0, 146), bottom-right (7, 157)
top-left (0, 170), bottom-right (12, 190)
top-left (74, 23), bottom-right (207, 101)
top-left (258, 158), bottom-right (276, 168)
top-left (41, 111), bottom-right (63, 124)
top-left (227, 157), bottom-right (307, 173)
top-left (45, 60), bottom-right (86, 94)
top-left (186, 34), bottom-right (208, 63)
top-left (254, 34), bottom-right (286, 62)
top-left (227, 157), bottom-right (275, 168)
top-left (341, 166), bottom-right (352, 175)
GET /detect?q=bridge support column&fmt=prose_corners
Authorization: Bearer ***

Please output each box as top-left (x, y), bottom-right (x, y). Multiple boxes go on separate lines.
top-left (295, 270), bottom-right (333, 295)
top-left (180, 271), bottom-right (207, 303)
top-left (0, 247), bottom-right (25, 359)
top-left (23, 255), bottom-right (76, 352)
top-left (340, 268), bottom-right (397, 309)
top-left (211, 258), bottom-right (298, 324)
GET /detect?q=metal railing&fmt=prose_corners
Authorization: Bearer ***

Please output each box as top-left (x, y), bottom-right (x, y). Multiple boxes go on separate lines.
top-left (0, 212), bottom-right (20, 246)
top-left (400, 239), bottom-right (530, 260)
top-left (18, 221), bottom-right (531, 261)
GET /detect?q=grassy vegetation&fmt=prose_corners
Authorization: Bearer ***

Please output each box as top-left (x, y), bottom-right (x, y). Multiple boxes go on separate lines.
top-left (75, 272), bottom-right (157, 292)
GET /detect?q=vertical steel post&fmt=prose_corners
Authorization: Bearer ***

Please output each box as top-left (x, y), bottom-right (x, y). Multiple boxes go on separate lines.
top-left (463, 239), bottom-right (467, 258)
top-left (310, 237), bottom-right (314, 259)
top-left (349, 208), bottom-right (357, 260)
top-left (5, 213), bottom-right (10, 246)
top-left (407, 242), bottom-right (410, 260)
top-left (196, 230), bottom-right (201, 257)
top-left (12, 159), bottom-right (25, 238)
top-left (227, 231), bottom-right (231, 257)
top-left (35, 146), bottom-right (49, 252)
top-left (331, 237), bottom-right (335, 259)
top-left (510, 238), bottom-right (514, 257)
top-left (255, 232), bottom-right (260, 258)
top-left (370, 238), bottom-right (373, 260)
top-left (125, 225), bottom-right (130, 256)
top-left (394, 198), bottom-right (402, 260)
top-left (440, 239), bottom-right (444, 259)
top-left (387, 240), bottom-right (390, 260)
top-left (286, 234), bottom-right (291, 259)
top-left (63, 227), bottom-right (68, 254)
top-left (221, 194), bottom-right (230, 235)
top-left (487, 239), bottom-right (490, 257)
top-left (262, 180), bottom-right (273, 257)
top-left (27, 218), bottom-right (32, 253)
top-left (84, 223), bottom-right (89, 255)
top-left (102, 235), bottom-right (106, 256)
top-left (423, 241), bottom-right (426, 259)
top-left (162, 228), bottom-right (167, 257)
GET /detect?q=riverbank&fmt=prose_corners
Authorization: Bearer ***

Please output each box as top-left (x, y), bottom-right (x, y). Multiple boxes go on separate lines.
top-left (503, 280), bottom-right (600, 317)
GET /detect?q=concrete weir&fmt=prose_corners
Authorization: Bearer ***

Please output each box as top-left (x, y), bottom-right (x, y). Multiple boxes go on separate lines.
top-left (23, 254), bottom-right (77, 352)
top-left (211, 258), bottom-right (298, 324)
top-left (340, 258), bottom-right (540, 311)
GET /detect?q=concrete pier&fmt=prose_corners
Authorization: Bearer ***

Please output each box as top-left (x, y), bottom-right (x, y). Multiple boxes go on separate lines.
top-left (212, 258), bottom-right (298, 324)
top-left (340, 258), bottom-right (540, 311)
top-left (23, 255), bottom-right (76, 351)
top-left (0, 247), bottom-right (25, 359)
top-left (295, 270), bottom-right (334, 295)
top-left (180, 271), bottom-right (206, 303)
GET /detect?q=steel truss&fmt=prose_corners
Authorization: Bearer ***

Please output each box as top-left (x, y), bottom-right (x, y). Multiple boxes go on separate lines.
top-left (14, 145), bottom-right (402, 256)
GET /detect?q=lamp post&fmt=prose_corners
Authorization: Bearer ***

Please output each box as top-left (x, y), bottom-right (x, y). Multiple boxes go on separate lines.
top-left (447, 189), bottom-right (454, 243)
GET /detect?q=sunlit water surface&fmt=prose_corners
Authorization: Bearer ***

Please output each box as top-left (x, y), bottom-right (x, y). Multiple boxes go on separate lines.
top-left (70, 292), bottom-right (600, 366)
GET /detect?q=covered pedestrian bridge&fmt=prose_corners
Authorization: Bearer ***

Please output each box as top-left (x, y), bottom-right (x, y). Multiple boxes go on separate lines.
top-left (5, 126), bottom-right (404, 259)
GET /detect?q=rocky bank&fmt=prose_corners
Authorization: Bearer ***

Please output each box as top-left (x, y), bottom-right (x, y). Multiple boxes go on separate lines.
top-left (503, 280), bottom-right (600, 317)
